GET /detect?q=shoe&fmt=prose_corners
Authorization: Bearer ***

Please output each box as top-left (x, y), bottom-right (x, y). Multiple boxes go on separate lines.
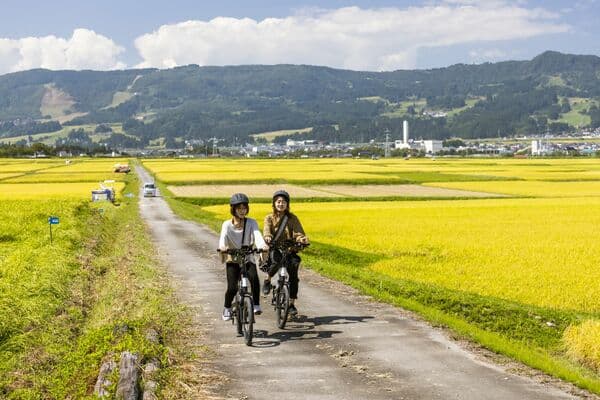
top-left (222, 307), bottom-right (232, 321)
top-left (253, 305), bottom-right (262, 315)
top-left (288, 304), bottom-right (298, 316)
top-left (262, 280), bottom-right (272, 295)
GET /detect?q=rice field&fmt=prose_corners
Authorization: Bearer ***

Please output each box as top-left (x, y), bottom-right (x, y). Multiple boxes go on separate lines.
top-left (167, 183), bottom-right (503, 198)
top-left (0, 158), bottom-right (129, 197)
top-left (152, 157), bottom-right (600, 381)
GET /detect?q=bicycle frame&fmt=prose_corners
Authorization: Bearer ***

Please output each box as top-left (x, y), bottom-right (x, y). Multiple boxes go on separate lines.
top-left (269, 240), bottom-right (308, 328)
top-left (218, 247), bottom-right (258, 345)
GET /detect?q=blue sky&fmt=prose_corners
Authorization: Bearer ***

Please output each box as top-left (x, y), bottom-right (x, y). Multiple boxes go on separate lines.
top-left (0, 0), bottom-right (598, 74)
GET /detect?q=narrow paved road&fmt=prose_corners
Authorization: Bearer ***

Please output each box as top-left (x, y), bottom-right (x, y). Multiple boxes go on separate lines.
top-left (136, 166), bottom-right (588, 400)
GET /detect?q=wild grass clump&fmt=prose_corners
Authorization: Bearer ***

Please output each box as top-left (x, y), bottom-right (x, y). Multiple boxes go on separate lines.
top-left (564, 320), bottom-right (600, 372)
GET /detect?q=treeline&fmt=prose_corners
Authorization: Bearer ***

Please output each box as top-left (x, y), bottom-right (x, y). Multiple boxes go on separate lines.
top-left (0, 120), bottom-right (61, 138)
top-left (0, 142), bottom-right (111, 157)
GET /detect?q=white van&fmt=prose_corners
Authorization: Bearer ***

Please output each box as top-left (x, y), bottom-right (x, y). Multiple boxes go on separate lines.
top-left (143, 182), bottom-right (157, 197)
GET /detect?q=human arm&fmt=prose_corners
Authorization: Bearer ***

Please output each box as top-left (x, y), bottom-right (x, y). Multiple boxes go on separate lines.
top-left (289, 215), bottom-right (309, 244)
top-left (250, 219), bottom-right (268, 251)
top-left (263, 214), bottom-right (273, 244)
top-left (218, 220), bottom-right (229, 251)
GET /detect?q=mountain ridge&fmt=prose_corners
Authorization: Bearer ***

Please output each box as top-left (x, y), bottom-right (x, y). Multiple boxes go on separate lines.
top-left (1, 51), bottom-right (599, 147)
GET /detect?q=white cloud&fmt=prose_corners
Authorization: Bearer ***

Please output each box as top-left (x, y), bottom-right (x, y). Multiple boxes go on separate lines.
top-left (0, 29), bottom-right (125, 74)
top-left (134, 5), bottom-right (569, 71)
top-left (469, 48), bottom-right (510, 62)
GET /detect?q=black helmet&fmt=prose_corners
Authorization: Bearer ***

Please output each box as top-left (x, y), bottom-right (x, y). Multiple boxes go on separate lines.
top-left (230, 193), bottom-right (249, 206)
top-left (272, 189), bottom-right (290, 203)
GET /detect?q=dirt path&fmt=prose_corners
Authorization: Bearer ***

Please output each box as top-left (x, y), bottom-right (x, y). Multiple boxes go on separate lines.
top-left (136, 166), bottom-right (589, 400)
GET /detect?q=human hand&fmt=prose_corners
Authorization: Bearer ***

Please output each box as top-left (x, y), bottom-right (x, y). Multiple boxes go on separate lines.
top-left (297, 236), bottom-right (309, 245)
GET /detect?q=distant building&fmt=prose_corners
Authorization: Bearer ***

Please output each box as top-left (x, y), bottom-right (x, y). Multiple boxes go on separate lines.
top-left (531, 140), bottom-right (548, 156)
top-left (422, 140), bottom-right (444, 154)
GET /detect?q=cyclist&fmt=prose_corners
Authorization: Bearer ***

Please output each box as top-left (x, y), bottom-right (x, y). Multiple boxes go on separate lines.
top-left (262, 190), bottom-right (309, 316)
top-left (218, 193), bottom-right (268, 321)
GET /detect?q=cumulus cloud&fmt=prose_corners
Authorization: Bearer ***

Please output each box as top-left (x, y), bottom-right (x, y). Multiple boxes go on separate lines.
top-left (0, 29), bottom-right (125, 74)
top-left (134, 4), bottom-right (569, 71)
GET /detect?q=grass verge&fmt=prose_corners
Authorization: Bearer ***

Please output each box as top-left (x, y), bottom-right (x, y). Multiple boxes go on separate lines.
top-left (0, 173), bottom-right (201, 399)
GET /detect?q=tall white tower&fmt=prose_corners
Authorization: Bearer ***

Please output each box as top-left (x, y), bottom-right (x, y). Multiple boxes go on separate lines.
top-left (403, 120), bottom-right (409, 145)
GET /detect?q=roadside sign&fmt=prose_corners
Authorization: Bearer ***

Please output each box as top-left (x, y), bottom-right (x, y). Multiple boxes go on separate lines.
top-left (48, 216), bottom-right (59, 244)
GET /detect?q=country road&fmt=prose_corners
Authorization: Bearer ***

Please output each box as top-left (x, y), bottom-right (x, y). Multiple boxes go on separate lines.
top-left (135, 165), bottom-right (589, 400)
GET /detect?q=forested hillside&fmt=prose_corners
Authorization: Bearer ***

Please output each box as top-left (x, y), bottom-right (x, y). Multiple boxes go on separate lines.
top-left (1, 51), bottom-right (599, 147)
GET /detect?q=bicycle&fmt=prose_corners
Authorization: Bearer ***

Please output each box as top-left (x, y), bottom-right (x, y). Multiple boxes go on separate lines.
top-left (266, 240), bottom-right (309, 329)
top-left (217, 246), bottom-right (260, 346)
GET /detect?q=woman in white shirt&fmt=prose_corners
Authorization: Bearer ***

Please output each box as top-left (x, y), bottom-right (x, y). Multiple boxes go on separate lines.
top-left (218, 193), bottom-right (268, 320)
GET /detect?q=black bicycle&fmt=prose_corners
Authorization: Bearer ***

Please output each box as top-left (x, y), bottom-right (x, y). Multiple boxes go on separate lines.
top-left (218, 246), bottom-right (259, 346)
top-left (269, 240), bottom-right (309, 329)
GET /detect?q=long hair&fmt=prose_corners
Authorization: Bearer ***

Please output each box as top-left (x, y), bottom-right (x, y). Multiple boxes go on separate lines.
top-left (272, 199), bottom-right (290, 215)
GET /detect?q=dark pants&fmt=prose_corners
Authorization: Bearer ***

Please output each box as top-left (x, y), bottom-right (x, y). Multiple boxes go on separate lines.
top-left (267, 254), bottom-right (301, 299)
top-left (225, 262), bottom-right (260, 308)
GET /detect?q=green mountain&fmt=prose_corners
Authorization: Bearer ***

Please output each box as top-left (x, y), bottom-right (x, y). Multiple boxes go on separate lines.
top-left (1, 51), bottom-right (599, 147)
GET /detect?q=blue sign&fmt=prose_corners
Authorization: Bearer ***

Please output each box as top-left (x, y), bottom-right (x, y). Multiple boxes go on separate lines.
top-left (48, 216), bottom-right (59, 225)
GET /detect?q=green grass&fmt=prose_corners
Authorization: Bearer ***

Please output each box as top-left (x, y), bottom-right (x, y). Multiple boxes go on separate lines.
top-left (552, 97), bottom-right (599, 128)
top-left (445, 98), bottom-right (482, 119)
top-left (0, 173), bottom-right (193, 398)
top-left (381, 99), bottom-right (426, 118)
top-left (381, 97), bottom-right (481, 119)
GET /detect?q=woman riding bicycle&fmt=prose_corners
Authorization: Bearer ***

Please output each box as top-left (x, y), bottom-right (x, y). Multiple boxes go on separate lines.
top-left (219, 193), bottom-right (268, 321)
top-left (262, 190), bottom-right (309, 316)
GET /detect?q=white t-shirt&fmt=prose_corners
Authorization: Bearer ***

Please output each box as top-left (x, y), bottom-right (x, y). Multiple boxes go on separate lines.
top-left (218, 218), bottom-right (266, 263)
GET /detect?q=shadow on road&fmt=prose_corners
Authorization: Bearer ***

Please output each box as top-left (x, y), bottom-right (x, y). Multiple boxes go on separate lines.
top-left (251, 314), bottom-right (374, 348)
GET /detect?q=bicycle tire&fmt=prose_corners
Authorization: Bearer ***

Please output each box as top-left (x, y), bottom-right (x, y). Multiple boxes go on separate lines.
top-left (235, 297), bottom-right (243, 335)
top-left (242, 295), bottom-right (254, 346)
top-left (276, 284), bottom-right (290, 329)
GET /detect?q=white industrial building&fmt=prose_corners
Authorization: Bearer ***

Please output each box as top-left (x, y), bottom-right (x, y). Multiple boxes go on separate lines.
top-left (423, 140), bottom-right (444, 154)
top-left (531, 140), bottom-right (548, 156)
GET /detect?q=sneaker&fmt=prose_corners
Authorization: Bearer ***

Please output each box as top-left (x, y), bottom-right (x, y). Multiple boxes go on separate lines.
top-left (288, 304), bottom-right (298, 316)
top-left (222, 307), bottom-right (232, 321)
top-left (262, 280), bottom-right (272, 295)
top-left (253, 305), bottom-right (262, 315)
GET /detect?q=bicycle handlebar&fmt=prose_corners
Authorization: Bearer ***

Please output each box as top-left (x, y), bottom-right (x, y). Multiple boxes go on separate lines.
top-left (272, 240), bottom-right (310, 251)
top-left (217, 246), bottom-right (262, 256)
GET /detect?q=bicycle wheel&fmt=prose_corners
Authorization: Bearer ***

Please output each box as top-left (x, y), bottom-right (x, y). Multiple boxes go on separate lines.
top-left (242, 295), bottom-right (254, 346)
top-left (276, 284), bottom-right (290, 329)
top-left (235, 297), bottom-right (243, 335)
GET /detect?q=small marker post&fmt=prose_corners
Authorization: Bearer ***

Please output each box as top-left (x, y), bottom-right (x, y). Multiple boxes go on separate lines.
top-left (48, 216), bottom-right (59, 244)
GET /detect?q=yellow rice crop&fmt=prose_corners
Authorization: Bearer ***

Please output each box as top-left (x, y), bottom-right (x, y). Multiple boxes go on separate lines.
top-left (426, 180), bottom-right (600, 197)
top-left (3, 172), bottom-right (125, 183)
top-left (563, 320), bottom-right (600, 371)
top-left (0, 182), bottom-right (126, 200)
top-left (0, 160), bottom-right (63, 172)
top-left (144, 158), bottom-right (600, 184)
top-left (204, 197), bottom-right (600, 313)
